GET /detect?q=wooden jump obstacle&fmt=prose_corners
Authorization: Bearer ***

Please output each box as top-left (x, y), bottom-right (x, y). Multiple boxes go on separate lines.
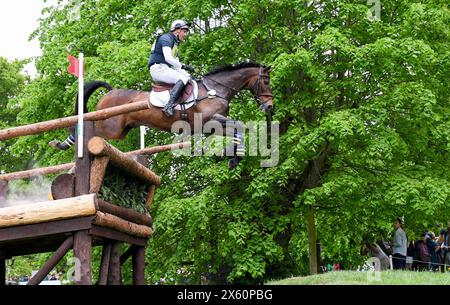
top-left (0, 113), bottom-right (190, 285)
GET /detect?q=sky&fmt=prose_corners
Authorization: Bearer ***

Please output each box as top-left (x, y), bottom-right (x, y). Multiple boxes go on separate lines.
top-left (0, 0), bottom-right (57, 76)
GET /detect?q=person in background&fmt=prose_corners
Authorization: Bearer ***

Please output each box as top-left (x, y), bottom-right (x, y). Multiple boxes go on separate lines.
top-left (392, 218), bottom-right (407, 270)
top-left (414, 232), bottom-right (431, 271)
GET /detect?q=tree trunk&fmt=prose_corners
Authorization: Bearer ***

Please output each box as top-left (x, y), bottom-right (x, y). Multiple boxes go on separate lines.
top-left (307, 205), bottom-right (318, 275)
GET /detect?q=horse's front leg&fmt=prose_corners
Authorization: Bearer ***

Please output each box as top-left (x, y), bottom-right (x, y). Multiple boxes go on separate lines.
top-left (211, 114), bottom-right (245, 169)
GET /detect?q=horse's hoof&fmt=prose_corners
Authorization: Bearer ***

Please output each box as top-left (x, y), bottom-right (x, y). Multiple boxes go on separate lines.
top-left (49, 140), bottom-right (61, 150)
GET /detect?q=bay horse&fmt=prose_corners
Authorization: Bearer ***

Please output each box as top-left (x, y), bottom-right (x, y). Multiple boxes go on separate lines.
top-left (50, 62), bottom-right (274, 168)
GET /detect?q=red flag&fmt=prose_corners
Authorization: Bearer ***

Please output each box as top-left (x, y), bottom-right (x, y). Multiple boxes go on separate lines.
top-left (67, 54), bottom-right (83, 77)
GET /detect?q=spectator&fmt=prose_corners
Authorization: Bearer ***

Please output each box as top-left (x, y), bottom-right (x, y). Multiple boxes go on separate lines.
top-left (392, 218), bottom-right (407, 270)
top-left (436, 229), bottom-right (447, 266)
top-left (406, 241), bottom-right (415, 270)
top-left (415, 232), bottom-right (431, 271)
top-left (426, 232), bottom-right (439, 271)
top-left (442, 225), bottom-right (450, 268)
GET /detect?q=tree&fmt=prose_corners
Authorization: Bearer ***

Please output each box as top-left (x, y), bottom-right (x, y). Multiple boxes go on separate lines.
top-left (0, 57), bottom-right (28, 174)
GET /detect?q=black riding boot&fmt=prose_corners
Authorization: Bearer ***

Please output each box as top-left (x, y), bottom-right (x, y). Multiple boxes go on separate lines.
top-left (162, 80), bottom-right (186, 117)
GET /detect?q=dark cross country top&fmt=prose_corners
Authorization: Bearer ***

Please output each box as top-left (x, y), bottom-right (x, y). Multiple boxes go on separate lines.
top-left (148, 32), bottom-right (179, 69)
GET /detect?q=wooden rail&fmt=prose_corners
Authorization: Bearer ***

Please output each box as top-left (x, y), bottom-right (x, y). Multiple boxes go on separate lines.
top-left (0, 100), bottom-right (148, 141)
top-left (0, 141), bottom-right (190, 181)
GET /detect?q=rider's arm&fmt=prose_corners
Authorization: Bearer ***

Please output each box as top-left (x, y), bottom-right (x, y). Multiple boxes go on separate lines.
top-left (162, 46), bottom-right (182, 69)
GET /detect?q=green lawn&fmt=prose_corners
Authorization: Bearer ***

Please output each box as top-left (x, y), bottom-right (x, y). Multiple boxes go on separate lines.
top-left (267, 271), bottom-right (450, 285)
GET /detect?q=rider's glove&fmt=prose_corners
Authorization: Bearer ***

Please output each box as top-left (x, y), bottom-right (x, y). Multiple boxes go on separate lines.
top-left (182, 64), bottom-right (195, 73)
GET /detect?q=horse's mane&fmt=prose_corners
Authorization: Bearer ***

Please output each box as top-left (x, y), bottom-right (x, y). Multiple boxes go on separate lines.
top-left (205, 62), bottom-right (265, 76)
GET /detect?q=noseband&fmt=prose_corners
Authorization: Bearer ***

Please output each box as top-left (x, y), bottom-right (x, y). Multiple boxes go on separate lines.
top-left (250, 67), bottom-right (273, 111)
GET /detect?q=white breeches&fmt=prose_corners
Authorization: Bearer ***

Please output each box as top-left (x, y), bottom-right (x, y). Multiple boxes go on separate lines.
top-left (150, 63), bottom-right (190, 85)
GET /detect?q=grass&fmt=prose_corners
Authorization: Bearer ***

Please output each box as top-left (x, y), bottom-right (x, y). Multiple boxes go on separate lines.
top-left (267, 270), bottom-right (450, 285)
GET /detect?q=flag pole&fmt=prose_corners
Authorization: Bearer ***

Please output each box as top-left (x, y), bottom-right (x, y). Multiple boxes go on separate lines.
top-left (140, 126), bottom-right (147, 150)
top-left (77, 53), bottom-right (84, 158)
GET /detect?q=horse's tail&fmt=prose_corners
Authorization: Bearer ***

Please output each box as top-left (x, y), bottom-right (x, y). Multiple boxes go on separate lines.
top-left (74, 80), bottom-right (113, 115)
top-left (49, 81), bottom-right (113, 151)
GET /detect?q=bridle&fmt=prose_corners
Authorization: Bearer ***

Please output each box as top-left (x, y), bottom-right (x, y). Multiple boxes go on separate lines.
top-left (250, 67), bottom-right (273, 111)
top-left (202, 66), bottom-right (273, 111)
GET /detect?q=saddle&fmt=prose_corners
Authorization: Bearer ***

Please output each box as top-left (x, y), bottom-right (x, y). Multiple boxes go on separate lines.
top-left (151, 80), bottom-right (194, 103)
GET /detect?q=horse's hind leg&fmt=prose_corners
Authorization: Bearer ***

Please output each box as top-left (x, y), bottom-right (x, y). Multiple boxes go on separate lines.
top-left (49, 126), bottom-right (77, 150)
top-left (94, 115), bottom-right (129, 140)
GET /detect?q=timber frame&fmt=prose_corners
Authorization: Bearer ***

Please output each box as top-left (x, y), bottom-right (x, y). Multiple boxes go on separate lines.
top-left (0, 120), bottom-right (190, 285)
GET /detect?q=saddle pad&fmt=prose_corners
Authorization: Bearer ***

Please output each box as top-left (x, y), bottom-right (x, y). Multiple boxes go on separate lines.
top-left (152, 81), bottom-right (194, 101)
top-left (149, 80), bottom-right (197, 110)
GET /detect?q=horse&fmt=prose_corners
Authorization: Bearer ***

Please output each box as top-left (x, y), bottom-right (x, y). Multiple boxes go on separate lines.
top-left (50, 62), bottom-right (274, 168)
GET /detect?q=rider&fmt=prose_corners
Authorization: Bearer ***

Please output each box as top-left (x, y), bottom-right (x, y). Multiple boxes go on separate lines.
top-left (148, 19), bottom-right (195, 117)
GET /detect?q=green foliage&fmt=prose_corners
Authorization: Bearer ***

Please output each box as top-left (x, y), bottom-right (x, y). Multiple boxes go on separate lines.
top-left (99, 166), bottom-right (149, 214)
top-left (0, 57), bottom-right (29, 173)
top-left (2, 0), bottom-right (449, 283)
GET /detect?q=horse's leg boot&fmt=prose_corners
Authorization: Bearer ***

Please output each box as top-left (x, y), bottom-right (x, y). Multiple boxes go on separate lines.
top-left (163, 80), bottom-right (185, 117)
top-left (49, 134), bottom-right (75, 151)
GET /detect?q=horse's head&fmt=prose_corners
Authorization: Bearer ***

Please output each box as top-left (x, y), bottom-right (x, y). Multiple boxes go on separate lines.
top-left (246, 66), bottom-right (274, 113)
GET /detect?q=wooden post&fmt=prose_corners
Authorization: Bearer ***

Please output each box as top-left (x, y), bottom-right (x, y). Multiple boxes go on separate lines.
top-left (98, 242), bottom-right (111, 285)
top-left (75, 121), bottom-right (94, 196)
top-left (27, 237), bottom-right (73, 285)
top-left (0, 258), bottom-right (5, 286)
top-left (73, 230), bottom-right (92, 285)
top-left (0, 180), bottom-right (7, 207)
top-left (132, 246), bottom-right (145, 285)
top-left (146, 185), bottom-right (156, 211)
top-left (307, 205), bottom-right (318, 275)
top-left (70, 116), bottom-right (92, 288)
top-left (107, 241), bottom-right (121, 285)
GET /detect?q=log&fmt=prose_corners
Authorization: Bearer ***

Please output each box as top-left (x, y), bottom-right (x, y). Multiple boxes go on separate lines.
top-left (27, 236), bottom-right (73, 285)
top-left (93, 211), bottom-right (152, 238)
top-left (0, 100), bottom-right (149, 141)
top-left (0, 194), bottom-right (97, 229)
top-left (0, 141), bottom-right (189, 182)
top-left (0, 163), bottom-right (74, 182)
top-left (88, 137), bottom-right (160, 186)
top-left (75, 121), bottom-right (94, 196)
top-left (98, 242), bottom-right (111, 285)
top-left (120, 245), bottom-right (135, 265)
top-left (97, 199), bottom-right (152, 226)
top-left (146, 185), bottom-right (156, 211)
top-left (73, 230), bottom-right (92, 285)
top-left (89, 156), bottom-right (110, 193)
top-left (51, 173), bottom-right (75, 200)
top-left (107, 241), bottom-right (121, 285)
top-left (132, 246), bottom-right (146, 285)
top-left (127, 141), bottom-right (191, 156)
